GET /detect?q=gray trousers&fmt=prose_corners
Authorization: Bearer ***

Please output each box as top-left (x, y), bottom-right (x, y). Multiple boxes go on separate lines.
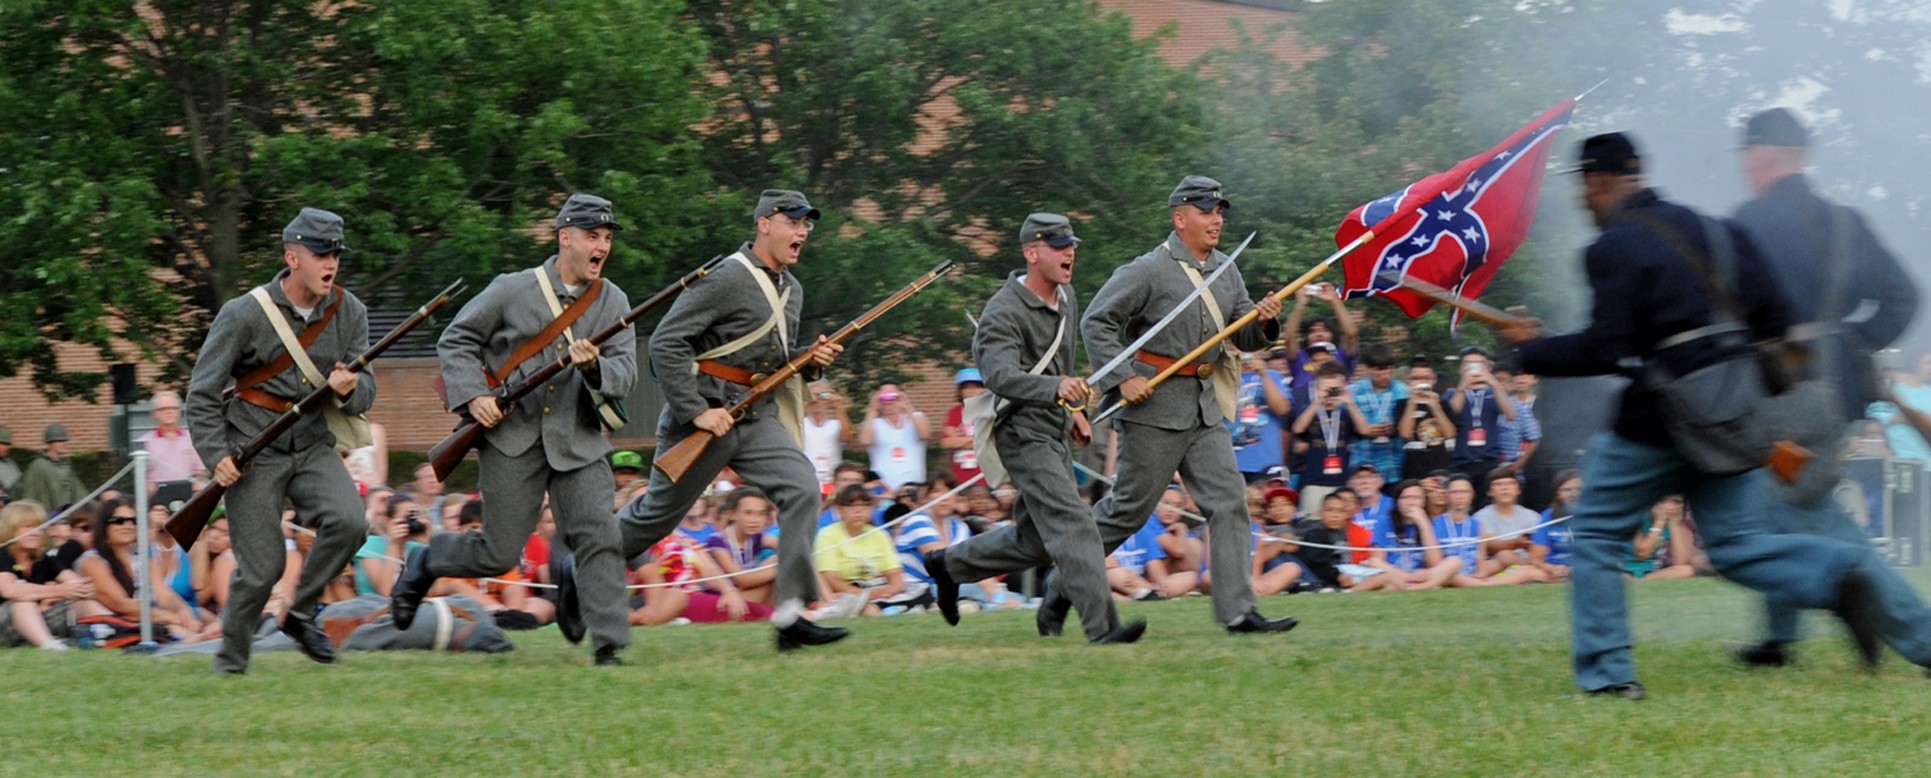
top-left (945, 424), bottom-right (1119, 640)
top-left (1760, 485), bottom-right (1931, 665)
top-left (1093, 420), bottom-right (1256, 624)
top-left (619, 411), bottom-right (820, 608)
top-left (217, 445), bottom-right (366, 672)
top-left (428, 444), bottom-right (630, 651)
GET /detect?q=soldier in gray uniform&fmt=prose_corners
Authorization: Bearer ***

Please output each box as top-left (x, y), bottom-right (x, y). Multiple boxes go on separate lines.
top-left (1050, 175), bottom-right (1299, 636)
top-left (926, 214), bottom-right (1144, 644)
top-left (186, 207), bottom-right (374, 673)
top-left (609, 189), bottom-right (848, 652)
top-left (390, 194), bottom-right (637, 666)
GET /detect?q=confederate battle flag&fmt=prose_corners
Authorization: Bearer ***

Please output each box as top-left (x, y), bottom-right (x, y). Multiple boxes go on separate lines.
top-left (1335, 99), bottom-right (1575, 324)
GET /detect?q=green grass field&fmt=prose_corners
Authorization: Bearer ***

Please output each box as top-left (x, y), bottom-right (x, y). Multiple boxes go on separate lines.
top-left (6, 576), bottom-right (1929, 777)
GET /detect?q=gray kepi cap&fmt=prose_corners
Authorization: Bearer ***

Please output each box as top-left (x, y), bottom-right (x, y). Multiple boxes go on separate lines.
top-left (1018, 213), bottom-right (1080, 248)
top-left (555, 193), bottom-right (623, 232)
top-left (754, 189), bottom-right (821, 220)
top-left (44, 423), bottom-right (69, 443)
top-left (1168, 175), bottom-right (1232, 212)
top-left (282, 207), bottom-right (350, 254)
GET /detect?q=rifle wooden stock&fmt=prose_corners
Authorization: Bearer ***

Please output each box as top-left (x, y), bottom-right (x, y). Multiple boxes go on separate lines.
top-left (427, 255), bottom-right (728, 481)
top-left (654, 259), bottom-right (958, 483)
top-left (165, 280), bottom-right (467, 550)
top-left (1381, 273), bottom-right (1528, 329)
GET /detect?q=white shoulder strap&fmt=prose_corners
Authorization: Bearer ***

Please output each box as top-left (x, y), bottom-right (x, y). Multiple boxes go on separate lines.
top-left (532, 266), bottom-right (581, 345)
top-left (693, 252), bottom-right (793, 366)
top-left (1176, 260), bottom-right (1229, 331)
top-left (249, 287), bottom-right (327, 388)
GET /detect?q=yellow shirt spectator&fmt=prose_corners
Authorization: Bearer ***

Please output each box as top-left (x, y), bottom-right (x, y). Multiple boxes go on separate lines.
top-left (814, 520), bottom-right (901, 584)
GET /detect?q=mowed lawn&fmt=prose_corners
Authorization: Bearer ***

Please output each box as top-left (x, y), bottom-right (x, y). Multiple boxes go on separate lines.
top-left (6, 575), bottom-right (1930, 777)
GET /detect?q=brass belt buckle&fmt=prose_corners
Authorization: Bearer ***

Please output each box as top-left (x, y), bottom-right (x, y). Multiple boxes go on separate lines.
top-left (1194, 361), bottom-right (1215, 378)
top-left (748, 372), bottom-right (768, 384)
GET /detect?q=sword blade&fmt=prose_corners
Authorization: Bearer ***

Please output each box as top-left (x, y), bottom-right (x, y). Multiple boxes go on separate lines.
top-left (1082, 231), bottom-right (1256, 387)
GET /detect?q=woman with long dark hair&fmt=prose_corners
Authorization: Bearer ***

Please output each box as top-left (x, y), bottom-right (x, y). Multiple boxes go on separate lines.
top-left (1351, 479), bottom-right (1461, 591)
top-left (74, 497), bottom-right (217, 641)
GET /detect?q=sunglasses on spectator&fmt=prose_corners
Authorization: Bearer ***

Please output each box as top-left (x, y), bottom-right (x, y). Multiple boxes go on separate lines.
top-left (107, 515), bottom-right (137, 525)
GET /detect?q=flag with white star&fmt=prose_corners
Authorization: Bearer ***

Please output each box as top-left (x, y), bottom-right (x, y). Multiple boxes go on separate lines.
top-left (1336, 99), bottom-right (1576, 326)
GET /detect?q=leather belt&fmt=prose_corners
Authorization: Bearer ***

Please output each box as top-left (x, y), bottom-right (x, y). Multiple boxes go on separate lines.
top-left (698, 360), bottom-right (767, 387)
top-left (233, 387), bottom-right (297, 413)
top-left (1135, 349), bottom-right (1214, 378)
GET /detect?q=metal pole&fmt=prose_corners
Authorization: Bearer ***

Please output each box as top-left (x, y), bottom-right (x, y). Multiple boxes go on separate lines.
top-left (131, 449), bottom-right (160, 652)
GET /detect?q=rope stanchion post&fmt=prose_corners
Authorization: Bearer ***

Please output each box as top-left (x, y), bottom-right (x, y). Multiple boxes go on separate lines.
top-left (130, 450), bottom-right (161, 652)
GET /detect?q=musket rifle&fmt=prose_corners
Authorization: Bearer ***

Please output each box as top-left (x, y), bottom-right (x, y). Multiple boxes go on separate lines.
top-left (427, 255), bottom-right (728, 481)
top-left (653, 259), bottom-right (957, 483)
top-left (166, 280), bottom-right (467, 549)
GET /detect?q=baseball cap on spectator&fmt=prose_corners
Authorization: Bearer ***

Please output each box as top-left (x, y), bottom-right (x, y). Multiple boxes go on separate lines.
top-left (955, 368), bottom-right (984, 387)
top-left (1349, 463), bottom-right (1380, 478)
top-left (1306, 341), bottom-right (1337, 355)
top-left (1259, 465), bottom-right (1289, 486)
top-left (610, 450), bottom-right (644, 474)
top-left (44, 424), bottom-right (69, 443)
top-left (1263, 486), bottom-right (1300, 506)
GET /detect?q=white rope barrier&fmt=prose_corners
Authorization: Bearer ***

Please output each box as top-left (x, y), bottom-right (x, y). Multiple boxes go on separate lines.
top-left (1067, 460), bottom-right (1572, 553)
top-left (0, 460), bottom-right (139, 550)
top-left (293, 472), bottom-right (993, 592)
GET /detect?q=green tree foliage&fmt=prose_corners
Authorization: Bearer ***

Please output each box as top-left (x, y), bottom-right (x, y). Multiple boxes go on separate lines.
top-left (0, 0), bottom-right (709, 400)
top-left (682, 0), bottom-right (1214, 385)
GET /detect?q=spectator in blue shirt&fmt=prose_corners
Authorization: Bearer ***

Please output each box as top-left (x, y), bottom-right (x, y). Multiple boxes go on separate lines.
top-left (1490, 365), bottom-right (1543, 481)
top-left (1529, 470), bottom-right (1583, 582)
top-left (1290, 362), bottom-right (1369, 515)
top-left (1351, 479), bottom-right (1461, 591)
top-left (1282, 282), bottom-right (1360, 390)
top-left (1106, 507), bottom-right (1171, 602)
top-left (1349, 344), bottom-right (1408, 476)
top-left (1145, 488), bottom-right (1203, 598)
top-left (1432, 474), bottom-right (1491, 587)
top-left (1230, 351), bottom-right (1292, 482)
top-left (1443, 346), bottom-right (1517, 486)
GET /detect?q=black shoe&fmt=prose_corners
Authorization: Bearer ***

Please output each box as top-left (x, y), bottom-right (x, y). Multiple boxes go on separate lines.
top-left (776, 617), bottom-right (850, 652)
top-left (1733, 641), bottom-right (1792, 668)
top-left (1584, 681), bottom-right (1647, 700)
top-left (1833, 569), bottom-right (1883, 672)
top-left (1226, 611), bottom-right (1299, 634)
top-left (281, 612), bottom-right (337, 664)
top-left (389, 545), bottom-right (436, 631)
top-left (1135, 589), bottom-right (1169, 602)
top-left (1036, 572), bottom-right (1070, 638)
top-left (594, 645), bottom-right (623, 667)
top-left (925, 549), bottom-right (961, 627)
top-left (1090, 618), bottom-right (1148, 645)
top-left (552, 546), bottom-right (585, 645)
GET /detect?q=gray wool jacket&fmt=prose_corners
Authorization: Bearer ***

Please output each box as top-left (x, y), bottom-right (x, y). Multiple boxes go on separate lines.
top-left (187, 269), bottom-right (377, 464)
top-left (649, 246), bottom-right (820, 426)
top-left (974, 271), bottom-right (1082, 438)
top-left (438, 256), bottom-right (636, 471)
top-left (1082, 232), bottom-right (1280, 431)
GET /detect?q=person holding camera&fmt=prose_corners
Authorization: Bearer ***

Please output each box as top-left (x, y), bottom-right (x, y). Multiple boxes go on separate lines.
top-left (859, 382), bottom-right (930, 492)
top-left (1444, 346), bottom-right (1516, 493)
top-left (1291, 362), bottom-right (1371, 515)
top-left (802, 380), bottom-right (852, 490)
top-left (1396, 357), bottom-right (1456, 480)
top-left (1282, 280), bottom-right (1360, 390)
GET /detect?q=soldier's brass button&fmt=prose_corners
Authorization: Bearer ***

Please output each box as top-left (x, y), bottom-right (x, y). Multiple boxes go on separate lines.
top-left (549, 385), bottom-right (556, 393)
top-left (543, 407), bottom-right (552, 415)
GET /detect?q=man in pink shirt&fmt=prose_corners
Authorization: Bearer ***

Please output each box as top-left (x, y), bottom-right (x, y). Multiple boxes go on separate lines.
top-left (138, 390), bottom-right (207, 492)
